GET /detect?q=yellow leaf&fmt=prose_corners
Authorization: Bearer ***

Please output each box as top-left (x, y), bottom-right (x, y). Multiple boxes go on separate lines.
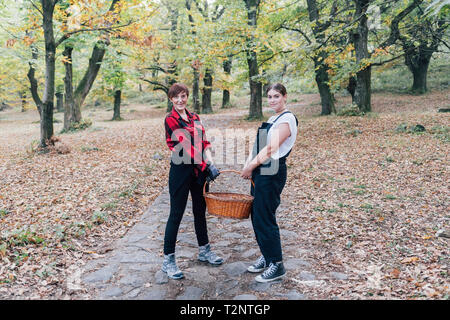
top-left (401, 257), bottom-right (419, 264)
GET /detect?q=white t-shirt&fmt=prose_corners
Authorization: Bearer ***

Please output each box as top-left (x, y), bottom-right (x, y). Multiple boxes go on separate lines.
top-left (267, 111), bottom-right (298, 159)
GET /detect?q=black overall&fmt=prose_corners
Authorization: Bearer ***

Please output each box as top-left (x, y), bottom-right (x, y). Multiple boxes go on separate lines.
top-left (250, 111), bottom-right (297, 264)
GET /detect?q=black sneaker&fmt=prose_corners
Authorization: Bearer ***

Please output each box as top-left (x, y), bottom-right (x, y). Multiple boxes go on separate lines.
top-left (247, 255), bottom-right (266, 273)
top-left (255, 262), bottom-right (285, 283)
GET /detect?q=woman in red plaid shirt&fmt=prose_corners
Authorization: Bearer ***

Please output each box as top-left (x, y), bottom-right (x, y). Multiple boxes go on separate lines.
top-left (161, 83), bottom-right (223, 280)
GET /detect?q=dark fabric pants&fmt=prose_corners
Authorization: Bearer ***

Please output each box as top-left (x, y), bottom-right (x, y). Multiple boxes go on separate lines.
top-left (250, 161), bottom-right (287, 264)
top-left (163, 163), bottom-right (209, 255)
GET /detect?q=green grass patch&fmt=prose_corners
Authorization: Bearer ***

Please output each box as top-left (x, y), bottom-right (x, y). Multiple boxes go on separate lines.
top-left (430, 125), bottom-right (450, 143)
top-left (81, 146), bottom-right (101, 152)
top-left (361, 203), bottom-right (374, 210)
top-left (337, 103), bottom-right (366, 117)
top-left (101, 201), bottom-right (118, 210)
top-left (2, 227), bottom-right (45, 247)
top-left (60, 118), bottom-right (93, 134)
top-left (91, 211), bottom-right (108, 225)
top-left (0, 209), bottom-right (9, 218)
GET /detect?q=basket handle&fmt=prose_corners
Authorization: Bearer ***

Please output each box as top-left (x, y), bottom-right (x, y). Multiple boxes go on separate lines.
top-left (203, 169), bottom-right (255, 196)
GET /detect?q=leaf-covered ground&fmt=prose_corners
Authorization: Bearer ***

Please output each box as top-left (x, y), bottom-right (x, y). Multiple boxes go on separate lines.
top-left (0, 90), bottom-right (448, 299)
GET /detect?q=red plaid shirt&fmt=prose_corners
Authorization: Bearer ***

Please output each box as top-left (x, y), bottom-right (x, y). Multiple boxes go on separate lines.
top-left (164, 107), bottom-right (211, 176)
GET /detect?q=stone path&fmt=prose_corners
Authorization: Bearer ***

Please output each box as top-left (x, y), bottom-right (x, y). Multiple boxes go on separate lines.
top-left (80, 114), bottom-right (326, 300)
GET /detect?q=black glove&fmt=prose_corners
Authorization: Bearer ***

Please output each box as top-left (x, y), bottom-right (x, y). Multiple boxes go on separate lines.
top-left (206, 163), bottom-right (220, 182)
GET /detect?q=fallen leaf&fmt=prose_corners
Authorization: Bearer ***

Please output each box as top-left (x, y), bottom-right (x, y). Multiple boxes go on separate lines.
top-left (390, 269), bottom-right (401, 279)
top-left (401, 257), bottom-right (419, 264)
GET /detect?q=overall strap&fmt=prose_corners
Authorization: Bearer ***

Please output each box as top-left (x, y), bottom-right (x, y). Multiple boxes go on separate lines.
top-left (271, 110), bottom-right (298, 126)
top-left (273, 111), bottom-right (298, 160)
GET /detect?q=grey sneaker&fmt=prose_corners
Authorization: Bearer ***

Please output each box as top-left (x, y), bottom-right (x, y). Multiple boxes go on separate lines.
top-left (247, 255), bottom-right (266, 273)
top-left (255, 262), bottom-right (285, 283)
top-left (198, 243), bottom-right (223, 265)
top-left (161, 253), bottom-right (184, 280)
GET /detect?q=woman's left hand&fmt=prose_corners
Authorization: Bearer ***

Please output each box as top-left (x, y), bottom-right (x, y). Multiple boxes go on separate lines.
top-left (241, 165), bottom-right (253, 179)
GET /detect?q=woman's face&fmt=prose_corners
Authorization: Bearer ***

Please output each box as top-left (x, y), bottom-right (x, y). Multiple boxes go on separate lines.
top-left (267, 89), bottom-right (287, 113)
top-left (170, 91), bottom-right (188, 112)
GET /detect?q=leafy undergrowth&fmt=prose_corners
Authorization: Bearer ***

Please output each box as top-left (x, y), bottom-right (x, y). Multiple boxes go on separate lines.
top-left (0, 90), bottom-right (448, 299)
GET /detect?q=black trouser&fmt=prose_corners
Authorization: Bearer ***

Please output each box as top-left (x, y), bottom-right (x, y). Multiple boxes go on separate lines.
top-left (250, 159), bottom-right (287, 264)
top-left (163, 163), bottom-right (209, 255)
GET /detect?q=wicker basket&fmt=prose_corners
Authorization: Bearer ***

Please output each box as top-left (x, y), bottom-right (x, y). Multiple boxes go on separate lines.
top-left (203, 170), bottom-right (254, 219)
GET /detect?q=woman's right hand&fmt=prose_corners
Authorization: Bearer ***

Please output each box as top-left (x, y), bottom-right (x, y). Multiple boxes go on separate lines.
top-left (241, 165), bottom-right (253, 180)
top-left (206, 163), bottom-right (220, 182)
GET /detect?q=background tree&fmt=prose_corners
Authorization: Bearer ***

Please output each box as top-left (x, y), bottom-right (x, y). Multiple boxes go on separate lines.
top-left (221, 55), bottom-right (233, 108)
top-left (243, 0), bottom-right (263, 119)
top-left (25, 0), bottom-right (58, 148)
top-left (140, 0), bottom-right (182, 112)
top-left (193, 0), bottom-right (225, 114)
top-left (11, 0), bottom-right (148, 146)
top-left (398, 1), bottom-right (449, 93)
top-left (102, 49), bottom-right (126, 121)
top-left (60, 0), bottom-right (126, 130)
top-left (277, 0), bottom-right (339, 115)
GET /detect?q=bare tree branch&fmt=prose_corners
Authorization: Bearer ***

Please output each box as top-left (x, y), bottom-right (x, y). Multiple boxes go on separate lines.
top-left (30, 0), bottom-right (43, 16)
top-left (141, 78), bottom-right (169, 93)
top-left (55, 21), bottom-right (133, 48)
top-left (380, 0), bottom-right (424, 48)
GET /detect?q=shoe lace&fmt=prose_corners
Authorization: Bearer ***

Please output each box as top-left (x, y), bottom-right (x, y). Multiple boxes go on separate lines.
top-left (164, 256), bottom-right (180, 273)
top-left (168, 262), bottom-right (179, 272)
top-left (255, 256), bottom-right (265, 268)
top-left (262, 263), bottom-right (277, 278)
top-left (205, 250), bottom-right (217, 259)
top-left (201, 245), bottom-right (221, 262)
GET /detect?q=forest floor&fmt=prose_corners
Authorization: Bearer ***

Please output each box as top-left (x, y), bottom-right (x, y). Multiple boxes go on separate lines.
top-left (0, 89), bottom-right (449, 300)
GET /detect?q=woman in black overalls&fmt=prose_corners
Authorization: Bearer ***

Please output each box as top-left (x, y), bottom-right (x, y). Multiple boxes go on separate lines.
top-left (241, 83), bottom-right (298, 283)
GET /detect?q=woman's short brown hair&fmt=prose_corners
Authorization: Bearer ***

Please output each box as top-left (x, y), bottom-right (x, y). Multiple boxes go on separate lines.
top-left (266, 83), bottom-right (287, 96)
top-left (168, 83), bottom-right (189, 99)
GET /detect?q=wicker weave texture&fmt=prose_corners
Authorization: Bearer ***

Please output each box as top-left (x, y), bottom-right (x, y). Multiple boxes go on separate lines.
top-left (203, 170), bottom-right (254, 219)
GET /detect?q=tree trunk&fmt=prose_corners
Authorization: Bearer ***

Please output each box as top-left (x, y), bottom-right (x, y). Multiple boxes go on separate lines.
top-left (402, 35), bottom-right (439, 95)
top-left (40, 0), bottom-right (57, 148)
top-left (167, 98), bottom-right (173, 112)
top-left (347, 76), bottom-right (357, 100)
top-left (166, 5), bottom-right (179, 113)
top-left (112, 89), bottom-right (121, 120)
top-left (202, 68), bottom-right (213, 113)
top-left (27, 44), bottom-right (42, 117)
top-left (166, 72), bottom-right (176, 112)
top-left (192, 67), bottom-right (201, 113)
top-left (186, 1), bottom-right (201, 113)
top-left (20, 90), bottom-right (27, 112)
top-left (262, 81), bottom-right (269, 98)
top-left (244, 0), bottom-right (262, 119)
top-left (73, 41), bottom-right (108, 119)
top-left (352, 0), bottom-right (371, 113)
top-left (247, 53), bottom-right (263, 119)
top-left (222, 90), bottom-right (230, 109)
top-left (55, 92), bottom-right (63, 112)
top-left (221, 57), bottom-right (232, 108)
top-left (314, 58), bottom-right (336, 115)
top-left (63, 45), bottom-right (76, 130)
top-left (306, 0), bottom-right (336, 115)
top-left (406, 50), bottom-right (430, 94)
